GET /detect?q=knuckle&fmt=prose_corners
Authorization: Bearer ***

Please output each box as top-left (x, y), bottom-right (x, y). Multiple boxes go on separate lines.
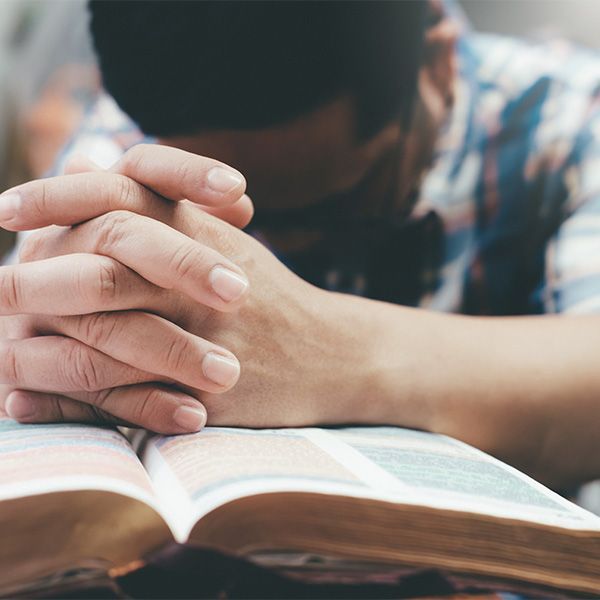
top-left (88, 404), bottom-right (116, 424)
top-left (120, 144), bottom-right (148, 175)
top-left (49, 396), bottom-right (67, 422)
top-left (163, 335), bottom-right (192, 373)
top-left (63, 342), bottom-right (102, 391)
top-left (190, 212), bottom-right (221, 240)
top-left (87, 389), bottom-right (118, 422)
top-left (169, 243), bottom-right (200, 282)
top-left (27, 180), bottom-right (49, 222)
top-left (0, 340), bottom-right (19, 384)
top-left (94, 258), bottom-right (120, 304)
top-left (211, 224), bottom-right (240, 258)
top-left (111, 173), bottom-right (138, 208)
top-left (94, 210), bottom-right (134, 254)
top-left (191, 215), bottom-right (238, 257)
top-left (173, 155), bottom-right (202, 193)
top-left (0, 267), bottom-right (23, 313)
top-left (132, 387), bottom-right (163, 427)
top-left (78, 312), bottom-right (119, 349)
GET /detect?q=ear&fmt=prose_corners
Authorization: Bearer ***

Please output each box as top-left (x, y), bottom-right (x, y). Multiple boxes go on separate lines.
top-left (420, 1), bottom-right (460, 109)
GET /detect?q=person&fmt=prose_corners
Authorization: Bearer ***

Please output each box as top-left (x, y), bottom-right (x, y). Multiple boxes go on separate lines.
top-left (0, 0), bottom-right (599, 490)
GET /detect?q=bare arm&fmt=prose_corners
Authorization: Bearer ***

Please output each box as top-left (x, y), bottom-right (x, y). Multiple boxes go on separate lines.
top-left (330, 291), bottom-right (600, 488)
top-left (2, 144), bottom-right (598, 489)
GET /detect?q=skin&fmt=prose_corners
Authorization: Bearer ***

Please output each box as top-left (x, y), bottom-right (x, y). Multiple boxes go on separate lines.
top-left (0, 12), bottom-right (598, 489)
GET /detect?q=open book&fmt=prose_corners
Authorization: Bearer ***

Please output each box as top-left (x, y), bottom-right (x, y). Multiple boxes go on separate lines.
top-left (1, 415), bottom-right (599, 597)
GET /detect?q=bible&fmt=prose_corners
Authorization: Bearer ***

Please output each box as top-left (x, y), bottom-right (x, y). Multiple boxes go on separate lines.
top-left (1, 415), bottom-right (599, 597)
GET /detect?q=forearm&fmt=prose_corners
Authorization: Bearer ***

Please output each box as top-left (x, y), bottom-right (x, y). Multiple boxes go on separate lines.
top-left (331, 292), bottom-right (600, 488)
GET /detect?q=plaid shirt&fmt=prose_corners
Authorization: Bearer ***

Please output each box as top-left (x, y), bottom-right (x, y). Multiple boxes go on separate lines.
top-left (52, 15), bottom-right (600, 317)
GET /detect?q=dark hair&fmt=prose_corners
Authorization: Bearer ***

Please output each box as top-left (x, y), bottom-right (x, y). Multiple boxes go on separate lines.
top-left (89, 1), bottom-right (427, 139)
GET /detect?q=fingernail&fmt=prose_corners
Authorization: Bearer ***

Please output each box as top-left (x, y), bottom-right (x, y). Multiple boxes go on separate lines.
top-left (207, 167), bottom-right (244, 194)
top-left (0, 192), bottom-right (21, 222)
top-left (209, 266), bottom-right (248, 302)
top-left (202, 352), bottom-right (240, 387)
top-left (173, 405), bottom-right (206, 432)
top-left (5, 392), bottom-right (36, 420)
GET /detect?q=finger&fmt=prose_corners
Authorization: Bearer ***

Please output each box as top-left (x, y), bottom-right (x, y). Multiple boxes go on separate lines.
top-left (0, 145), bottom-right (245, 231)
top-left (0, 314), bottom-right (36, 339)
top-left (63, 153), bottom-right (103, 175)
top-left (111, 144), bottom-right (246, 207)
top-left (0, 336), bottom-right (156, 392)
top-left (2, 390), bottom-right (129, 427)
top-left (49, 311), bottom-right (240, 393)
top-left (26, 210), bottom-right (249, 310)
top-left (4, 387), bottom-right (207, 434)
top-left (0, 254), bottom-right (164, 315)
top-left (71, 386), bottom-right (206, 434)
top-left (0, 171), bottom-right (178, 231)
top-left (202, 193), bottom-right (255, 229)
top-left (17, 226), bottom-right (69, 263)
top-left (63, 154), bottom-right (254, 229)
top-left (18, 201), bottom-right (248, 270)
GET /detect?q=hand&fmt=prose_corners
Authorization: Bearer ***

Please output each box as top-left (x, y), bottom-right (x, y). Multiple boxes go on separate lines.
top-left (0, 145), bottom-right (257, 432)
top-left (7, 144), bottom-right (600, 489)
top-left (0, 145), bottom-right (367, 431)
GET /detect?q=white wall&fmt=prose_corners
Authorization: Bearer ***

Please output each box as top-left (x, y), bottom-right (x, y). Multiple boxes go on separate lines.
top-left (461, 0), bottom-right (600, 49)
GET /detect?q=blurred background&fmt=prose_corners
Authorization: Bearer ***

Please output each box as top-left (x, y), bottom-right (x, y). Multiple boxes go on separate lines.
top-left (1, 0), bottom-right (600, 197)
top-left (461, 0), bottom-right (600, 47)
top-left (0, 0), bottom-right (599, 511)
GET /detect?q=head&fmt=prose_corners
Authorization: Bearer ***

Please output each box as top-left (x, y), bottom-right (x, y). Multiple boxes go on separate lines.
top-left (89, 1), bottom-right (457, 232)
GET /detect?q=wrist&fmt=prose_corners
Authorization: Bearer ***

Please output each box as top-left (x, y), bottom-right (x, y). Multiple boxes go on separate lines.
top-left (358, 301), bottom-right (440, 431)
top-left (313, 291), bottom-right (436, 430)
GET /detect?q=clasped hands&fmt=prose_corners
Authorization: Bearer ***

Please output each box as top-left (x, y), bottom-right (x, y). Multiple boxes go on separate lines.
top-left (0, 145), bottom-right (361, 433)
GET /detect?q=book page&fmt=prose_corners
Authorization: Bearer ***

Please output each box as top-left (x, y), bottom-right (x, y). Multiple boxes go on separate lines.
top-left (0, 413), bottom-right (159, 511)
top-left (142, 426), bottom-right (600, 540)
top-left (141, 427), bottom-right (368, 540)
top-left (306, 427), bottom-right (600, 529)
top-left (0, 414), bottom-right (182, 592)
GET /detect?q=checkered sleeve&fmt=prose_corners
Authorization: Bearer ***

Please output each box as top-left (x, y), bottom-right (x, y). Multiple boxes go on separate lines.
top-left (543, 105), bottom-right (600, 314)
